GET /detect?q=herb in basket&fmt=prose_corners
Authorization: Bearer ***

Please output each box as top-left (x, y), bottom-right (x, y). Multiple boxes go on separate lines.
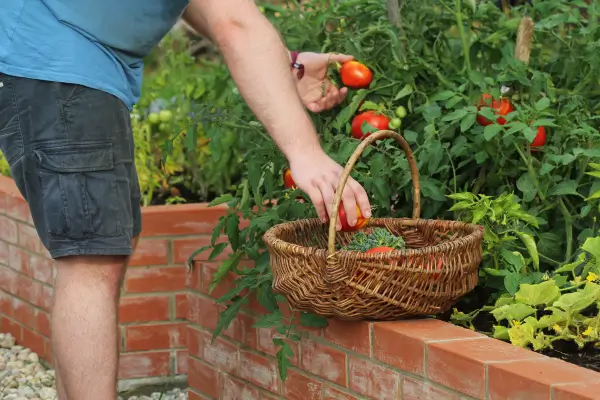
top-left (343, 227), bottom-right (406, 252)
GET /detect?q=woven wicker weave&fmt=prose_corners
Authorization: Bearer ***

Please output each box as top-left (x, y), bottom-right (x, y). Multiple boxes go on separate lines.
top-left (263, 130), bottom-right (484, 321)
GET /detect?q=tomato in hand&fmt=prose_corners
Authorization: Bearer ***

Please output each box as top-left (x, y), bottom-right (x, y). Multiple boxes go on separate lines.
top-left (283, 168), bottom-right (296, 189)
top-left (340, 61), bottom-right (373, 89)
top-left (476, 94), bottom-right (514, 126)
top-left (351, 111), bottom-right (390, 140)
top-left (337, 200), bottom-right (369, 231)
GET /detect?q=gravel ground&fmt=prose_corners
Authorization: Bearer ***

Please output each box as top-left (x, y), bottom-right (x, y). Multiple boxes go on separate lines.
top-left (0, 333), bottom-right (187, 400)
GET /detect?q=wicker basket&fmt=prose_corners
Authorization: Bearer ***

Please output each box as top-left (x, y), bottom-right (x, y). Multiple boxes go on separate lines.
top-left (263, 130), bottom-right (484, 321)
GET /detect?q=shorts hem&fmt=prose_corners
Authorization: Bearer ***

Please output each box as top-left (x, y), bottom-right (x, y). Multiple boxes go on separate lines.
top-left (50, 246), bottom-right (133, 260)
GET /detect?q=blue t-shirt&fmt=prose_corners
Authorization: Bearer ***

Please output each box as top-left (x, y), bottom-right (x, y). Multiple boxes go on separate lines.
top-left (0, 0), bottom-right (189, 109)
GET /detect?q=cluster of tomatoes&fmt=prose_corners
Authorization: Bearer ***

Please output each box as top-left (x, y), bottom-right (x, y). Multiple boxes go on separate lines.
top-left (475, 93), bottom-right (547, 148)
top-left (338, 61), bottom-right (408, 141)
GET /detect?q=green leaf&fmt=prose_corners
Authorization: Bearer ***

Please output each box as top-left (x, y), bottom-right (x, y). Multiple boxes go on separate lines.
top-left (515, 280), bottom-right (561, 306)
top-left (517, 174), bottom-right (538, 202)
top-left (393, 84), bottom-right (413, 100)
top-left (431, 90), bottom-right (456, 101)
top-left (493, 325), bottom-right (510, 340)
top-left (208, 243), bottom-right (228, 261)
top-left (187, 245), bottom-right (212, 268)
top-left (553, 282), bottom-right (600, 312)
top-left (491, 303), bottom-right (536, 322)
top-left (299, 312), bottom-right (329, 328)
top-left (460, 113), bottom-right (477, 133)
top-left (504, 272), bottom-right (522, 295)
top-left (253, 310), bottom-right (283, 329)
top-left (209, 194), bottom-right (233, 207)
top-left (548, 180), bottom-right (579, 197)
top-left (483, 124), bottom-right (503, 141)
top-left (209, 253), bottom-right (243, 293)
top-left (276, 342), bottom-right (295, 381)
top-left (534, 97), bottom-right (551, 112)
top-left (508, 322), bottom-right (535, 348)
top-left (582, 236), bottom-right (600, 261)
top-left (212, 298), bottom-right (244, 341)
top-left (516, 231), bottom-right (539, 270)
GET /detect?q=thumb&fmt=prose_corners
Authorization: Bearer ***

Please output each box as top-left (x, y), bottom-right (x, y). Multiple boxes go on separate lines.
top-left (327, 52), bottom-right (354, 64)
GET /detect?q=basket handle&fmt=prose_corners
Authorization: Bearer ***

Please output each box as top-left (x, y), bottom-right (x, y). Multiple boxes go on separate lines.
top-left (327, 129), bottom-right (421, 256)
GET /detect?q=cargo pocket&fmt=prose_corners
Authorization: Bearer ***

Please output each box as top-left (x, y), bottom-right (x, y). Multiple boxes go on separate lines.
top-left (34, 141), bottom-right (123, 239)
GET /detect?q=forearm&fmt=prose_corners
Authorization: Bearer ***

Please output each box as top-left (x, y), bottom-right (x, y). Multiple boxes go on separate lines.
top-left (184, 1), bottom-right (316, 160)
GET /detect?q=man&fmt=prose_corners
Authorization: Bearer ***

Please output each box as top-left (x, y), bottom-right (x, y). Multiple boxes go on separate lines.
top-left (0, 0), bottom-right (371, 399)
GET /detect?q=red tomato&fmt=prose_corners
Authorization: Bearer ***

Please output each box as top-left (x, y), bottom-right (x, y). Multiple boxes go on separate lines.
top-left (283, 168), bottom-right (296, 189)
top-left (340, 61), bottom-right (373, 89)
top-left (531, 125), bottom-right (546, 148)
top-left (351, 111), bottom-right (390, 140)
top-left (476, 94), bottom-right (514, 126)
top-left (427, 257), bottom-right (443, 280)
top-left (337, 200), bottom-right (369, 231)
top-left (365, 246), bottom-right (395, 254)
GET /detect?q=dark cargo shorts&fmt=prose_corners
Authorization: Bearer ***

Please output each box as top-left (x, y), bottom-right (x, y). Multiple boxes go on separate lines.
top-left (0, 73), bottom-right (142, 259)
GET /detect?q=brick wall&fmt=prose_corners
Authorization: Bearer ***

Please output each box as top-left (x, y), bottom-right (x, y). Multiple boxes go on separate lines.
top-left (188, 264), bottom-right (600, 400)
top-left (0, 175), bottom-right (227, 385)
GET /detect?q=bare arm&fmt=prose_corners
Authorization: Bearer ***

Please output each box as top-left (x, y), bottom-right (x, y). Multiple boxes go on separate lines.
top-left (182, 0), bottom-right (317, 160)
top-left (181, 0), bottom-right (371, 226)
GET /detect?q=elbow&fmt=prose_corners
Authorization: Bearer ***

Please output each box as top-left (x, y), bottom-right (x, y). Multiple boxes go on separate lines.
top-left (209, 12), bottom-right (265, 48)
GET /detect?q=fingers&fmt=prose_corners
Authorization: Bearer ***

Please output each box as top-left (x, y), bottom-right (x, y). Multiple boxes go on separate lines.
top-left (346, 176), bottom-right (372, 218)
top-left (317, 181), bottom-right (341, 230)
top-left (327, 53), bottom-right (355, 64)
top-left (340, 184), bottom-right (358, 227)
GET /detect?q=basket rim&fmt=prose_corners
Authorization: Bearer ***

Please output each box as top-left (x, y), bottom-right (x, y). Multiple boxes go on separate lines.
top-left (263, 217), bottom-right (484, 259)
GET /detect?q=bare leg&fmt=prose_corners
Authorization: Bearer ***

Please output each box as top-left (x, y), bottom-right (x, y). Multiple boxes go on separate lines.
top-left (52, 237), bottom-right (139, 400)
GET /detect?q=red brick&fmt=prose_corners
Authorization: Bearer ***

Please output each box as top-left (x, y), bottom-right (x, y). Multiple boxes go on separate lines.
top-left (0, 217), bottom-right (18, 245)
top-left (141, 203), bottom-right (227, 237)
top-left (0, 241), bottom-right (8, 265)
top-left (28, 254), bottom-right (54, 285)
top-left (301, 338), bottom-right (346, 386)
top-left (11, 296), bottom-right (34, 327)
top-left (222, 375), bottom-right (260, 400)
top-left (199, 331), bottom-right (239, 374)
top-left (0, 316), bottom-right (22, 342)
top-left (119, 296), bottom-right (170, 323)
top-left (176, 350), bottom-right (188, 374)
top-left (348, 357), bottom-right (400, 399)
top-left (0, 291), bottom-right (11, 316)
top-left (128, 239), bottom-right (169, 266)
top-left (324, 320), bottom-right (371, 356)
top-left (186, 262), bottom-right (202, 292)
top-left (188, 390), bottom-right (210, 400)
top-left (259, 393), bottom-right (280, 400)
top-left (17, 275), bottom-right (49, 310)
top-left (402, 378), bottom-right (459, 400)
top-left (373, 319), bottom-right (485, 376)
top-left (323, 387), bottom-right (360, 400)
top-left (187, 326), bottom-right (203, 358)
top-left (554, 381), bottom-right (600, 400)
top-left (0, 266), bottom-right (19, 296)
top-left (239, 350), bottom-right (279, 392)
top-left (283, 369), bottom-right (323, 400)
top-left (118, 351), bottom-right (171, 379)
top-left (8, 245), bottom-right (28, 275)
top-left (22, 327), bottom-right (45, 358)
top-left (428, 337), bottom-right (542, 398)
top-left (5, 194), bottom-right (30, 222)
top-left (175, 293), bottom-right (188, 320)
top-left (125, 323), bottom-right (186, 351)
top-left (223, 311), bottom-right (258, 348)
top-left (124, 266), bottom-right (186, 293)
top-left (31, 308), bottom-right (50, 338)
top-left (187, 293), bottom-right (219, 330)
top-left (172, 236), bottom-right (231, 264)
top-left (188, 357), bottom-right (220, 398)
top-left (18, 223), bottom-right (43, 254)
top-left (488, 358), bottom-right (600, 400)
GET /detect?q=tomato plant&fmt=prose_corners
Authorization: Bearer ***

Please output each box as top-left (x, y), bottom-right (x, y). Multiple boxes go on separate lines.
top-left (339, 60), bottom-right (373, 89)
top-left (476, 94), bottom-right (514, 126)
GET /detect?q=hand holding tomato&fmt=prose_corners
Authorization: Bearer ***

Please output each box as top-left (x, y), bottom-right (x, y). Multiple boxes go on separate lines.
top-left (294, 52), bottom-right (356, 113)
top-left (287, 150), bottom-right (372, 230)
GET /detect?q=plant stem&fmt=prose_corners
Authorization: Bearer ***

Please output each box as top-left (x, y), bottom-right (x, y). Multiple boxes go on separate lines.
top-left (559, 198), bottom-right (574, 263)
top-left (455, 0), bottom-right (472, 74)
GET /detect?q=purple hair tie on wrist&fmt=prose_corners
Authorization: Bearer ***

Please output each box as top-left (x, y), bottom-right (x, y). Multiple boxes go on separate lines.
top-left (290, 50), bottom-right (305, 80)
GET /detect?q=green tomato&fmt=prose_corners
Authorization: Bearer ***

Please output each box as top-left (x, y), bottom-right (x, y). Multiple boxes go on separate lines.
top-left (159, 109), bottom-right (173, 123)
top-left (158, 123), bottom-right (169, 132)
top-left (389, 118), bottom-right (402, 129)
top-left (395, 106), bottom-right (407, 119)
top-left (148, 112), bottom-right (160, 124)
